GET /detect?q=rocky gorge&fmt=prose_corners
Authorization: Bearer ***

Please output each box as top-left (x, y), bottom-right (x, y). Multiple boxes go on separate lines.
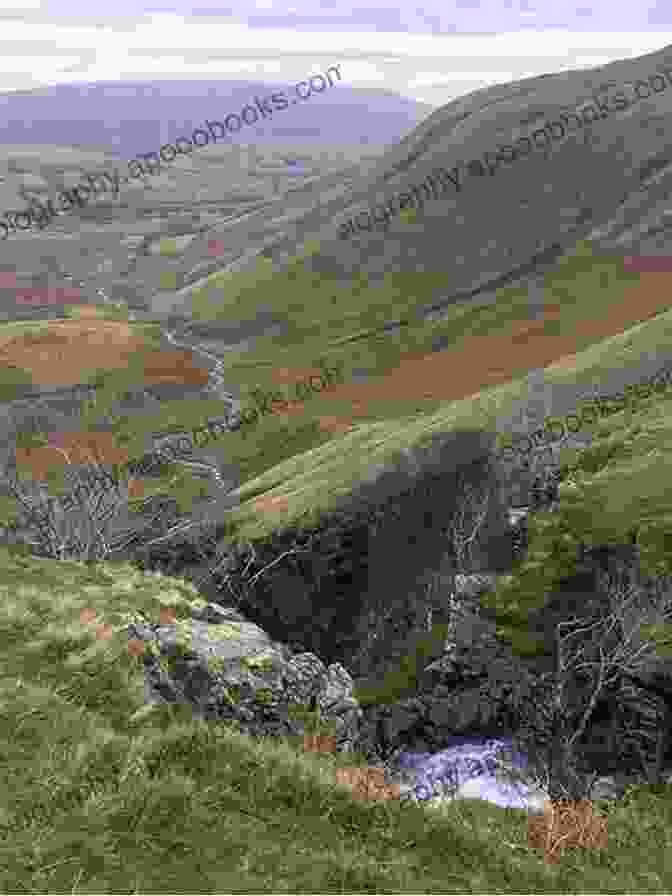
top-left (3, 284), bottom-right (671, 814)
top-left (126, 422), bottom-right (672, 813)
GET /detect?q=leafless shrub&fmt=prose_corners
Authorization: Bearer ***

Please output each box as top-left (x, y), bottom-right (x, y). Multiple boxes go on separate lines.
top-left (447, 461), bottom-right (496, 573)
top-left (176, 526), bottom-right (319, 603)
top-left (0, 437), bottom-right (184, 562)
top-left (513, 576), bottom-right (672, 799)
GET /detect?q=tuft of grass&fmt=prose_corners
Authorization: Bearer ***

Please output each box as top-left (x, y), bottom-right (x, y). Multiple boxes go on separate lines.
top-left (157, 238), bottom-right (180, 257)
top-left (0, 362), bottom-right (34, 399)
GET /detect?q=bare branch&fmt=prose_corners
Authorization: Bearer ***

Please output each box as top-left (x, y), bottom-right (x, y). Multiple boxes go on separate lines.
top-left (0, 434), bottom-right (181, 563)
top-left (514, 571), bottom-right (672, 798)
top-left (448, 470), bottom-right (492, 571)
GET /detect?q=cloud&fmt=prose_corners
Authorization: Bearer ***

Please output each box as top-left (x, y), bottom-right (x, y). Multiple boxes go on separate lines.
top-left (0, 10), bottom-right (670, 106)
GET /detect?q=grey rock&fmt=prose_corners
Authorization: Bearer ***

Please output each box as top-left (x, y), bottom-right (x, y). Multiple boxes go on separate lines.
top-left (453, 573), bottom-right (499, 598)
top-left (381, 703), bottom-right (425, 743)
top-left (317, 663), bottom-right (362, 752)
top-left (282, 652), bottom-right (329, 704)
top-left (427, 690), bottom-right (487, 729)
top-left (589, 776), bottom-right (627, 801)
top-left (128, 601), bottom-right (363, 750)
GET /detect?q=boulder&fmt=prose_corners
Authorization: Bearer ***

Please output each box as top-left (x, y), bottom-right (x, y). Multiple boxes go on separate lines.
top-left (453, 572), bottom-right (500, 599)
top-left (126, 600), bottom-right (363, 752)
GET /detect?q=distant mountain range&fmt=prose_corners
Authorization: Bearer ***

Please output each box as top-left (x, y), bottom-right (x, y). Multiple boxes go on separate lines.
top-left (0, 80), bottom-right (434, 159)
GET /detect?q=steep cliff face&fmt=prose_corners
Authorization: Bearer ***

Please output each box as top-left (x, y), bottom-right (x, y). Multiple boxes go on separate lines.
top-left (194, 428), bottom-right (512, 686)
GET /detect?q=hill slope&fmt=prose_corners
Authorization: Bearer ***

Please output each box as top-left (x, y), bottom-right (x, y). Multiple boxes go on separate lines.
top-left (183, 42), bottom-right (672, 307)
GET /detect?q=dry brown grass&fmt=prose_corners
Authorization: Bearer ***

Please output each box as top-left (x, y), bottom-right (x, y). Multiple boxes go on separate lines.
top-left (3, 317), bottom-right (211, 484)
top-left (0, 319), bottom-right (210, 387)
top-left (271, 364), bottom-right (337, 386)
top-left (270, 271), bottom-right (672, 428)
top-left (68, 305), bottom-right (104, 318)
top-left (253, 494), bottom-right (291, 515)
top-left (528, 800), bottom-right (609, 864)
top-left (0, 320), bottom-right (145, 387)
top-left (141, 349), bottom-right (210, 386)
top-left (335, 766), bottom-right (402, 802)
top-left (15, 430), bottom-right (133, 482)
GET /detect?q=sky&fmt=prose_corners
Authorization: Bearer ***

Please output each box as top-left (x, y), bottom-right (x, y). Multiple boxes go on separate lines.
top-left (1, 0), bottom-right (672, 106)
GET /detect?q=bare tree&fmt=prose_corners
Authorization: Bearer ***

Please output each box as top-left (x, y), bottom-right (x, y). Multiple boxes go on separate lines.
top-left (447, 467), bottom-right (492, 573)
top-left (174, 526), bottom-right (318, 600)
top-left (0, 437), bottom-right (185, 563)
top-left (513, 575), bottom-right (672, 800)
top-left (427, 464), bottom-right (497, 654)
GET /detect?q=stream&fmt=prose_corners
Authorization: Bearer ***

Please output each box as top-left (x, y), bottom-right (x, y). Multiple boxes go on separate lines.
top-left (56, 266), bottom-right (242, 491)
top-left (389, 735), bottom-right (548, 812)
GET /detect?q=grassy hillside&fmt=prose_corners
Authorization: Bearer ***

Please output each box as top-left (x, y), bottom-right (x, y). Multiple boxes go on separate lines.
top-left (179, 239), bottom-right (672, 542)
top-left (21, 236), bottom-right (669, 545)
top-left (186, 239), bottom-right (645, 394)
top-left (1, 548), bottom-right (672, 893)
top-left (5, 237), bottom-right (672, 550)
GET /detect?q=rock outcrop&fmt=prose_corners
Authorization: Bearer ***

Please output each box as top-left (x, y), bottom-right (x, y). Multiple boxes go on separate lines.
top-left (126, 599), bottom-right (363, 752)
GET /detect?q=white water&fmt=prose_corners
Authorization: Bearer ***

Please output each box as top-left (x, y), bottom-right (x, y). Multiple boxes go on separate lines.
top-left (396, 736), bottom-right (549, 812)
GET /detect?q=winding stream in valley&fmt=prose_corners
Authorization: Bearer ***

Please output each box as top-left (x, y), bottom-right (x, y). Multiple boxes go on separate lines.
top-left (55, 266), bottom-right (241, 491)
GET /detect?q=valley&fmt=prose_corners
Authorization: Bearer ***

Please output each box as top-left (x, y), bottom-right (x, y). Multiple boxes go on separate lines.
top-left (3, 46), bottom-right (672, 893)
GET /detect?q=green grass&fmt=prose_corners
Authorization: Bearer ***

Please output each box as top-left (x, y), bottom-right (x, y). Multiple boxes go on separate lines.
top-left (152, 237), bottom-right (659, 538)
top-left (157, 237), bottom-right (181, 257)
top-left (555, 387), bottom-right (672, 559)
top-left (207, 291), bottom-right (672, 542)
top-left (186, 239), bottom-right (643, 398)
top-left (0, 362), bottom-right (35, 400)
top-left (63, 302), bottom-right (135, 323)
top-left (475, 376), bottom-right (672, 657)
top-left (2, 547), bottom-right (672, 893)
top-left (78, 390), bottom-right (336, 489)
top-left (6, 238), bottom-right (670, 546)
top-left (42, 235), bottom-right (660, 545)
top-left (0, 319), bottom-right (55, 337)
